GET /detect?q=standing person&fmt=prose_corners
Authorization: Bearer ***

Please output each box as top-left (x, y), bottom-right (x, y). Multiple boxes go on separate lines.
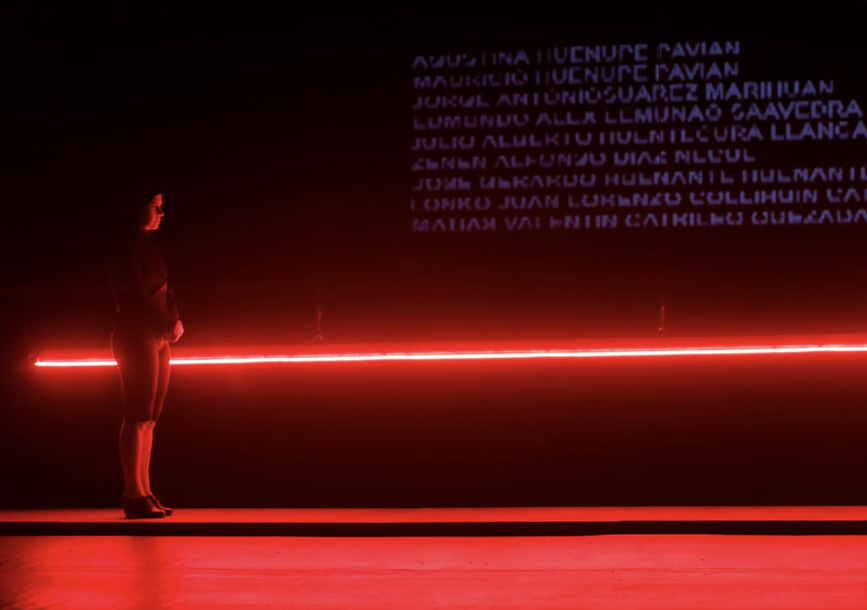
top-left (108, 190), bottom-right (184, 519)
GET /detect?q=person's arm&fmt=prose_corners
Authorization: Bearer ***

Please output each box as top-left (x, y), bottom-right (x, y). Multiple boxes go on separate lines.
top-left (163, 319), bottom-right (184, 343)
top-left (132, 263), bottom-right (177, 332)
top-left (129, 239), bottom-right (181, 339)
top-left (162, 288), bottom-right (183, 342)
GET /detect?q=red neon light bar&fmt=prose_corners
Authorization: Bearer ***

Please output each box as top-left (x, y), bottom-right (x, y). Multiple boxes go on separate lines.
top-left (31, 335), bottom-right (867, 368)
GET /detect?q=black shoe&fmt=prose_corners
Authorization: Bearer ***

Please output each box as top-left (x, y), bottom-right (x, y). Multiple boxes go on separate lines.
top-left (122, 495), bottom-right (166, 519)
top-left (148, 494), bottom-right (173, 516)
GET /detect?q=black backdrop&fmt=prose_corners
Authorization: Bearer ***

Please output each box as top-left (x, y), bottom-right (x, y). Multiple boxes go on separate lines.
top-left (4, 7), bottom-right (867, 360)
top-left (313, 11), bottom-right (867, 343)
top-left (4, 7), bottom-right (867, 509)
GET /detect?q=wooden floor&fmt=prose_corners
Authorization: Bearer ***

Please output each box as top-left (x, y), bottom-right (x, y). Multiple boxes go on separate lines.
top-left (2, 534), bottom-right (867, 609)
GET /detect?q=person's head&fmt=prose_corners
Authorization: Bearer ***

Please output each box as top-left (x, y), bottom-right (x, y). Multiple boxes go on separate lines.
top-left (109, 181), bottom-right (166, 233)
top-left (140, 193), bottom-right (164, 231)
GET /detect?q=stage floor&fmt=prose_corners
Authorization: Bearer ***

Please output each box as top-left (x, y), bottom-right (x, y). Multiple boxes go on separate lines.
top-left (2, 534), bottom-right (866, 609)
top-left (2, 507), bottom-right (867, 536)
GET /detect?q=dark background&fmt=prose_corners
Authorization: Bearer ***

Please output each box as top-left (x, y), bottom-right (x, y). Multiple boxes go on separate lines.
top-left (2, 5), bottom-right (867, 508)
top-left (313, 11), bottom-right (867, 342)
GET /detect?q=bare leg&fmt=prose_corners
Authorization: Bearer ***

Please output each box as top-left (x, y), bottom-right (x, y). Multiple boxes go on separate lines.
top-left (113, 333), bottom-right (163, 511)
top-left (140, 421), bottom-right (156, 497)
top-left (143, 341), bottom-right (171, 499)
top-left (119, 421), bottom-right (147, 498)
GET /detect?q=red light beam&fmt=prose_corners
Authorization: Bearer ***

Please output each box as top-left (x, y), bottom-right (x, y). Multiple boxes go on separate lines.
top-left (31, 343), bottom-right (867, 368)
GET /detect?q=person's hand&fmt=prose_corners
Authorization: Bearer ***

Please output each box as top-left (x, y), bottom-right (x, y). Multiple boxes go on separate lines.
top-left (163, 320), bottom-right (184, 343)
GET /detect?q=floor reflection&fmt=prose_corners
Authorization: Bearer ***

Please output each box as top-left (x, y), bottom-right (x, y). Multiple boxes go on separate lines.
top-left (2, 535), bottom-right (867, 609)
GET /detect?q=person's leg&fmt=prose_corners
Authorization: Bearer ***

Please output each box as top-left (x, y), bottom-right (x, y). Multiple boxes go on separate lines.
top-left (119, 422), bottom-right (147, 498)
top-left (139, 421), bottom-right (156, 497)
top-left (114, 334), bottom-right (159, 499)
top-left (142, 342), bottom-right (171, 498)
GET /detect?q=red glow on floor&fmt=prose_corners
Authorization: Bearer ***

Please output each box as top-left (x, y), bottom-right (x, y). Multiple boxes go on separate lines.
top-left (3, 534), bottom-right (867, 609)
top-left (30, 335), bottom-right (867, 368)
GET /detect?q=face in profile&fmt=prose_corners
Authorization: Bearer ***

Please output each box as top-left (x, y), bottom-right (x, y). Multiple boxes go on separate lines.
top-left (140, 194), bottom-right (164, 231)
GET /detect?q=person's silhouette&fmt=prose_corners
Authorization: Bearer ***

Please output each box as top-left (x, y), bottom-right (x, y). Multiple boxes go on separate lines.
top-left (108, 191), bottom-right (183, 519)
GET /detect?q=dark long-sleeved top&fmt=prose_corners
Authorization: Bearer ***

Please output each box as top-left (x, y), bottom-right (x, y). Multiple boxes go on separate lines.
top-left (108, 230), bottom-right (179, 337)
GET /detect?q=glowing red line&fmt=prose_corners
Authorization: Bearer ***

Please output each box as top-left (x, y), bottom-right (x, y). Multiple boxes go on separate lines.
top-left (31, 344), bottom-right (867, 367)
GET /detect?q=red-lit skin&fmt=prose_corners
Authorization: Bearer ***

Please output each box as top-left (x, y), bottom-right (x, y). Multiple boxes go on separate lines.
top-left (140, 193), bottom-right (164, 231)
top-left (119, 194), bottom-right (182, 506)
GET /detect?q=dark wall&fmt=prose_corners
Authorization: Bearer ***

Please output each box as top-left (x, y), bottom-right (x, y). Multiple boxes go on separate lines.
top-left (312, 11), bottom-right (867, 342)
top-left (5, 8), bottom-right (867, 363)
top-left (4, 8), bottom-right (867, 508)
top-left (2, 17), bottom-right (315, 359)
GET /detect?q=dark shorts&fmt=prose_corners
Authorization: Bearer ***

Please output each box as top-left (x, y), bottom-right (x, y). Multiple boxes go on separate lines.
top-left (111, 331), bottom-right (171, 423)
